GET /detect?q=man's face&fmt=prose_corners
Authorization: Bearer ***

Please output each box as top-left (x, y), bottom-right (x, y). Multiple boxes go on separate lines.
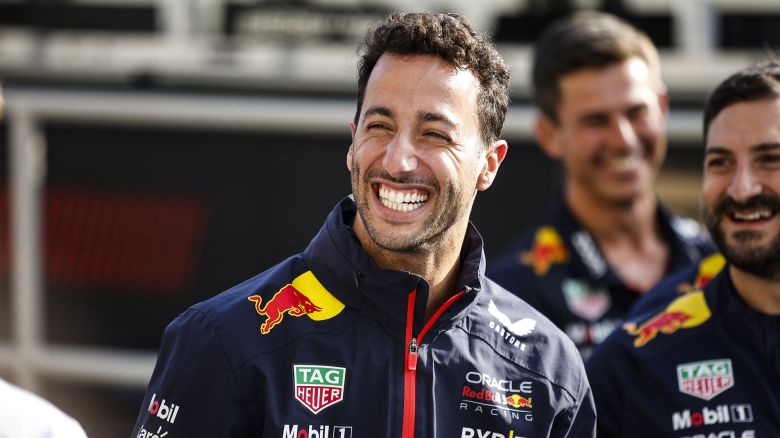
top-left (702, 97), bottom-right (780, 279)
top-left (348, 53), bottom-right (503, 252)
top-left (541, 58), bottom-right (668, 206)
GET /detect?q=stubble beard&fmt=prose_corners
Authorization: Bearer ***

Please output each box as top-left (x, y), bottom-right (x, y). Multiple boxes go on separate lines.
top-left (350, 159), bottom-right (466, 253)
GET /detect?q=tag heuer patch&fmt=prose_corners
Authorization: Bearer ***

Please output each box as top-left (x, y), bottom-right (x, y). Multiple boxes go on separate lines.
top-left (293, 364), bottom-right (346, 414)
top-left (677, 359), bottom-right (734, 400)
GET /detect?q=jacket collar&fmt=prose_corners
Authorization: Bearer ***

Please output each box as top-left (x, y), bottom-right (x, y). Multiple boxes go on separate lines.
top-left (549, 193), bottom-right (704, 282)
top-left (303, 196), bottom-right (485, 331)
top-left (709, 267), bottom-right (780, 347)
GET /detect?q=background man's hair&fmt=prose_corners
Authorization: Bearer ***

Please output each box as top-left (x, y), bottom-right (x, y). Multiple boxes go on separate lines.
top-left (355, 12), bottom-right (510, 146)
top-left (532, 11), bottom-right (661, 122)
top-left (703, 60), bottom-right (780, 142)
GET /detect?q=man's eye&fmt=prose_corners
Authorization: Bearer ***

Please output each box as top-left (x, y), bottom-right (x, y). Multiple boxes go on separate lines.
top-left (425, 131), bottom-right (449, 141)
top-left (705, 158), bottom-right (729, 169)
top-left (580, 116), bottom-right (608, 127)
top-left (759, 154), bottom-right (780, 164)
top-left (367, 123), bottom-right (389, 131)
top-left (626, 106), bottom-right (648, 120)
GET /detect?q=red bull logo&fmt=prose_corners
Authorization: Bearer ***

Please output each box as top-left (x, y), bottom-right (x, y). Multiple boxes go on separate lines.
top-left (694, 253), bottom-right (725, 289)
top-left (505, 394), bottom-right (532, 409)
top-left (521, 226), bottom-right (568, 276)
top-left (248, 271), bottom-right (344, 335)
top-left (623, 290), bottom-right (711, 347)
top-left (678, 253), bottom-right (726, 293)
top-left (249, 285), bottom-right (322, 334)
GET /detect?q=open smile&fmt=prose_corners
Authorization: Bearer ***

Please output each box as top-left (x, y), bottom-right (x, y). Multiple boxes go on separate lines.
top-left (729, 207), bottom-right (774, 223)
top-left (374, 183), bottom-right (430, 212)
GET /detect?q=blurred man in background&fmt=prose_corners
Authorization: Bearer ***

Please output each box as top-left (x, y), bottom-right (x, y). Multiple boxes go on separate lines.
top-left (132, 12), bottom-right (595, 437)
top-left (586, 59), bottom-right (780, 438)
top-left (488, 11), bottom-right (715, 358)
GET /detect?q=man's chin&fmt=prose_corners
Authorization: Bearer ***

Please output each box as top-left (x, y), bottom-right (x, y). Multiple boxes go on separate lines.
top-left (368, 233), bottom-right (426, 253)
top-left (595, 190), bottom-right (642, 208)
top-left (721, 240), bottom-right (780, 280)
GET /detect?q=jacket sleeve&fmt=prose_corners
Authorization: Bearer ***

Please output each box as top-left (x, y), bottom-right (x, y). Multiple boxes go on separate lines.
top-left (551, 361), bottom-right (597, 438)
top-left (131, 308), bottom-right (252, 437)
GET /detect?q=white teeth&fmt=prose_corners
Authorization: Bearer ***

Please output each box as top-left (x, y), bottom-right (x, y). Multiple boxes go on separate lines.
top-left (733, 209), bottom-right (772, 221)
top-left (377, 184), bottom-right (429, 212)
top-left (608, 156), bottom-right (639, 172)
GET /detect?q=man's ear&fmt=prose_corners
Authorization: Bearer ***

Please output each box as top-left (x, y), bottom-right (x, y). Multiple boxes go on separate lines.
top-left (476, 140), bottom-right (508, 191)
top-left (535, 115), bottom-right (563, 159)
top-left (658, 89), bottom-right (670, 118)
top-left (347, 121), bottom-right (356, 171)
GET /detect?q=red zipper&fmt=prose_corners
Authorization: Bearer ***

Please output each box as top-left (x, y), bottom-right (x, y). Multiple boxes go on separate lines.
top-left (401, 289), bottom-right (465, 438)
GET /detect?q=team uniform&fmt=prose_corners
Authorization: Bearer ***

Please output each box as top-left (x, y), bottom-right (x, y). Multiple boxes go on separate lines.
top-left (625, 253), bottom-right (727, 319)
top-left (586, 263), bottom-right (780, 438)
top-left (132, 197), bottom-right (596, 438)
top-left (488, 196), bottom-right (715, 358)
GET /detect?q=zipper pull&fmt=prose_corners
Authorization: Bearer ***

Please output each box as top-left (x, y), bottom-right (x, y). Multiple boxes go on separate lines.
top-left (408, 337), bottom-right (418, 370)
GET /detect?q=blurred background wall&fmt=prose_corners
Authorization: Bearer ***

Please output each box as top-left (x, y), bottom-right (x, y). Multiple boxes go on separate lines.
top-left (0, 0), bottom-right (777, 435)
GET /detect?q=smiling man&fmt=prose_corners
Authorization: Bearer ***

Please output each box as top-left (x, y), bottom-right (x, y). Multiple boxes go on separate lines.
top-left (488, 11), bottom-right (715, 358)
top-left (586, 60), bottom-right (780, 437)
top-left (132, 12), bottom-right (595, 437)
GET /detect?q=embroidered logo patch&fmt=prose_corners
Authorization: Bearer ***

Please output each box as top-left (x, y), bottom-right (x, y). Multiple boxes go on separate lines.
top-left (248, 271), bottom-right (344, 334)
top-left (488, 300), bottom-right (536, 351)
top-left (293, 365), bottom-right (346, 414)
top-left (678, 253), bottom-right (726, 293)
top-left (623, 290), bottom-right (711, 347)
top-left (562, 279), bottom-right (611, 322)
top-left (677, 359), bottom-right (734, 400)
top-left (520, 226), bottom-right (568, 276)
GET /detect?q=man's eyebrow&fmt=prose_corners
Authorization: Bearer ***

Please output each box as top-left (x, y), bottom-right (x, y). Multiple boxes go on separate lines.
top-left (753, 142), bottom-right (780, 153)
top-left (704, 146), bottom-right (731, 156)
top-left (704, 143), bottom-right (780, 156)
top-left (363, 106), bottom-right (393, 119)
top-left (420, 112), bottom-right (457, 129)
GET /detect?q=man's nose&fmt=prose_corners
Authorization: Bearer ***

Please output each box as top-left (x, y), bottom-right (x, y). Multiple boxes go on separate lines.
top-left (727, 163), bottom-right (763, 202)
top-left (609, 116), bottom-right (641, 151)
top-left (382, 134), bottom-right (418, 175)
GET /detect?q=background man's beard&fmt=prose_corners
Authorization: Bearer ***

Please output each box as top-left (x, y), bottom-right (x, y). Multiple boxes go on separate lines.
top-left (702, 195), bottom-right (780, 280)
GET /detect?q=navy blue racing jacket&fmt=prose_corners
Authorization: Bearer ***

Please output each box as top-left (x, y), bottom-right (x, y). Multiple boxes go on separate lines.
top-left (488, 196), bottom-right (715, 358)
top-left (586, 264), bottom-right (780, 437)
top-left (132, 197), bottom-right (596, 438)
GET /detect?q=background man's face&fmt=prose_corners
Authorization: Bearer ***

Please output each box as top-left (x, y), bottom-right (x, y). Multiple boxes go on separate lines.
top-left (348, 53), bottom-right (486, 252)
top-left (548, 58), bottom-right (668, 206)
top-left (702, 97), bottom-right (780, 278)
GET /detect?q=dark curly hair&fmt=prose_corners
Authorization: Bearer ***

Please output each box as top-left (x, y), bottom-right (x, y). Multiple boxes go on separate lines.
top-left (355, 12), bottom-right (510, 146)
top-left (532, 11), bottom-right (661, 122)
top-left (703, 60), bottom-right (780, 143)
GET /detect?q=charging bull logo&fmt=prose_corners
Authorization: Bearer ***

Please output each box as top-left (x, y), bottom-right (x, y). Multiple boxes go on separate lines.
top-left (623, 290), bottom-right (711, 347)
top-left (521, 226), bottom-right (568, 276)
top-left (248, 271), bottom-right (344, 335)
top-left (505, 394), bottom-right (532, 409)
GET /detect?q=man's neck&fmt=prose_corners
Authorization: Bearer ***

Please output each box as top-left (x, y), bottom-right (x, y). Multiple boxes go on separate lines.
top-left (353, 217), bottom-right (466, 320)
top-left (730, 266), bottom-right (780, 315)
top-left (566, 183), bottom-right (658, 243)
top-left (566, 183), bottom-right (669, 292)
